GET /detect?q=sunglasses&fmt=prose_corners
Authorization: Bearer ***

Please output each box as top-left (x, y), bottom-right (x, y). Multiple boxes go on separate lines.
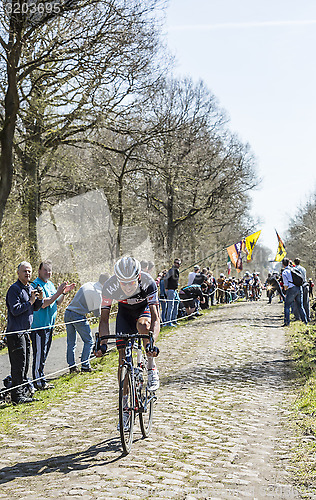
top-left (119, 280), bottom-right (137, 286)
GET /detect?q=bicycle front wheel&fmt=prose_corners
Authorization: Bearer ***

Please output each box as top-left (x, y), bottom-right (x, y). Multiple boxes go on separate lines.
top-left (138, 361), bottom-right (154, 438)
top-left (119, 365), bottom-right (135, 454)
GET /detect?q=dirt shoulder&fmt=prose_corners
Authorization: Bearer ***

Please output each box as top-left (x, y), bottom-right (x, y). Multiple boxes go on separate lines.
top-left (0, 299), bottom-right (306, 499)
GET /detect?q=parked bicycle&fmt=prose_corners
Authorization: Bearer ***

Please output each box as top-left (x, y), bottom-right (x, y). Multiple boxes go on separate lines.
top-left (101, 332), bottom-right (157, 454)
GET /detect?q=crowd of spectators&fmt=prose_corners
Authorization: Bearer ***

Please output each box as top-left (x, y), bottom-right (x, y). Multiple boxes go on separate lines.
top-left (155, 261), bottom-right (263, 326)
top-left (265, 258), bottom-right (315, 327)
top-left (2, 255), bottom-right (315, 406)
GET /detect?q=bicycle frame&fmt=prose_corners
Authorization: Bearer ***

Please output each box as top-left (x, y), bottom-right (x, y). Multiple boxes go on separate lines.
top-left (100, 332), bottom-right (156, 453)
top-left (122, 336), bottom-right (156, 412)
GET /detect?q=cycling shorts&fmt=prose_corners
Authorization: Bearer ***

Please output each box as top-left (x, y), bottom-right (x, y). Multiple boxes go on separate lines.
top-left (115, 303), bottom-right (151, 349)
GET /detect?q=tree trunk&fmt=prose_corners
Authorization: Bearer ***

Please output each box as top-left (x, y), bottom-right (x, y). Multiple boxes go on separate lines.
top-left (116, 174), bottom-right (124, 257)
top-left (21, 80), bottom-right (45, 266)
top-left (166, 179), bottom-right (175, 256)
top-left (0, 29), bottom-right (22, 251)
top-left (27, 158), bottom-right (40, 267)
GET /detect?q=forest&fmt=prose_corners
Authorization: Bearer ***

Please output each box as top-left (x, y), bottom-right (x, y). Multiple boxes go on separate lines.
top-left (1, 0), bottom-right (312, 331)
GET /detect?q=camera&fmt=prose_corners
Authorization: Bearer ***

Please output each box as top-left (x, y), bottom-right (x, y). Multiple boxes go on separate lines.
top-left (33, 285), bottom-right (42, 294)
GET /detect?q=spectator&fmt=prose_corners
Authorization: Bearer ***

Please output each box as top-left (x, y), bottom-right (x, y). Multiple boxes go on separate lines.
top-left (217, 273), bottom-right (226, 303)
top-left (308, 278), bottom-right (314, 299)
top-left (200, 282), bottom-right (210, 310)
top-left (65, 273), bottom-right (109, 373)
top-left (188, 265), bottom-right (200, 286)
top-left (208, 271), bottom-right (217, 306)
top-left (192, 268), bottom-right (208, 313)
top-left (5, 261), bottom-right (43, 405)
top-left (141, 260), bottom-right (155, 275)
top-left (140, 260), bottom-right (149, 272)
top-left (224, 278), bottom-right (232, 303)
top-left (30, 260), bottom-right (75, 390)
top-left (193, 267), bottom-right (208, 286)
top-left (231, 278), bottom-right (238, 301)
top-left (294, 258), bottom-right (310, 322)
top-left (179, 284), bottom-right (205, 319)
top-left (281, 258), bottom-right (307, 326)
top-left (164, 258), bottom-right (181, 327)
top-left (157, 269), bottom-right (167, 324)
top-left (148, 261), bottom-right (155, 276)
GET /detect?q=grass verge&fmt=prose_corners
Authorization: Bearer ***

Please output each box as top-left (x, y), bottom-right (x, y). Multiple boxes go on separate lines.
top-left (287, 321), bottom-right (316, 494)
top-left (0, 348), bottom-right (118, 438)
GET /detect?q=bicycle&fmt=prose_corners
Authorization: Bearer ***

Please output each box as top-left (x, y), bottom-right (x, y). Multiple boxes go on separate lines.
top-left (100, 332), bottom-right (157, 454)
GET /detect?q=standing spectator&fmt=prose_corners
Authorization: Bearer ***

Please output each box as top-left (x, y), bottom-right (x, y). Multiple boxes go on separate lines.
top-left (157, 269), bottom-right (167, 324)
top-left (231, 278), bottom-right (238, 301)
top-left (294, 258), bottom-right (310, 322)
top-left (217, 273), bottom-right (226, 303)
top-left (147, 261), bottom-right (155, 276)
top-left (140, 260), bottom-right (149, 272)
top-left (193, 267), bottom-right (208, 286)
top-left (141, 260), bottom-right (155, 276)
top-left (65, 273), bottom-right (109, 373)
top-left (208, 271), bottom-right (217, 306)
top-left (188, 265), bottom-right (200, 285)
top-left (30, 260), bottom-right (75, 390)
top-left (164, 258), bottom-right (181, 327)
top-left (5, 261), bottom-right (43, 405)
top-left (224, 278), bottom-right (234, 303)
top-left (308, 278), bottom-right (314, 299)
top-left (281, 258), bottom-right (307, 326)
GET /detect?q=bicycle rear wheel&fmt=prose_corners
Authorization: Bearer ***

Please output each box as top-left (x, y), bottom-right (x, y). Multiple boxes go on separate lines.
top-left (138, 359), bottom-right (154, 438)
top-left (119, 365), bottom-right (135, 454)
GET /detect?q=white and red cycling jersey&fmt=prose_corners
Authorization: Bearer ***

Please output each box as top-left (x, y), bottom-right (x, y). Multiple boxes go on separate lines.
top-left (101, 271), bottom-right (159, 311)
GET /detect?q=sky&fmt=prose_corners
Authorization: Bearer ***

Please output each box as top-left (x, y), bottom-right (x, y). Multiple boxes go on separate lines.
top-left (164, 0), bottom-right (316, 255)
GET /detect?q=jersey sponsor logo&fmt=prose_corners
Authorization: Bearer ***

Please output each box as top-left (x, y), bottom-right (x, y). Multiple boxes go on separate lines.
top-left (147, 291), bottom-right (159, 304)
top-left (105, 283), bottom-right (120, 295)
top-left (101, 297), bottom-right (113, 308)
top-left (140, 281), bottom-right (149, 292)
top-left (125, 296), bottom-right (146, 305)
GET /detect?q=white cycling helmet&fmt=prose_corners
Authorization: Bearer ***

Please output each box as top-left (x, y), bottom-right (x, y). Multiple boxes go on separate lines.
top-left (114, 256), bottom-right (141, 282)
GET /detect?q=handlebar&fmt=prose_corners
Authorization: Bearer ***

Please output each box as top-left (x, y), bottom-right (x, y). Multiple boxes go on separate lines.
top-left (98, 333), bottom-right (153, 340)
top-left (95, 331), bottom-right (158, 357)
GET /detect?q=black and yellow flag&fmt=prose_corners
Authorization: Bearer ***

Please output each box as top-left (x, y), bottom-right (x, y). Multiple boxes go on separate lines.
top-left (274, 230), bottom-right (286, 262)
top-left (245, 230), bottom-right (261, 261)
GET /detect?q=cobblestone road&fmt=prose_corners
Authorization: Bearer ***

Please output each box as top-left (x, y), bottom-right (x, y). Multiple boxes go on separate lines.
top-left (0, 300), bottom-right (304, 499)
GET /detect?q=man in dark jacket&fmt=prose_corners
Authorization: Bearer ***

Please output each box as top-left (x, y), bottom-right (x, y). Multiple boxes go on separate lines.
top-left (6, 261), bottom-right (43, 404)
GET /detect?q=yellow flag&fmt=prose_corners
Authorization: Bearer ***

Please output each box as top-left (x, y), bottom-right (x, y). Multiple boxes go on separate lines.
top-left (245, 230), bottom-right (261, 261)
top-left (274, 231), bottom-right (286, 262)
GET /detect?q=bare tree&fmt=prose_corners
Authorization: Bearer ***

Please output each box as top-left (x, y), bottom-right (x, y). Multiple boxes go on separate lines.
top-left (285, 193), bottom-right (316, 278)
top-left (0, 0), bottom-right (164, 259)
top-left (132, 77), bottom-right (259, 256)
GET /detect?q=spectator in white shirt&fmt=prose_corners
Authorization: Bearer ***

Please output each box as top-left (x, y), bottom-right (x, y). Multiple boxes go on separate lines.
top-left (188, 265), bottom-right (200, 286)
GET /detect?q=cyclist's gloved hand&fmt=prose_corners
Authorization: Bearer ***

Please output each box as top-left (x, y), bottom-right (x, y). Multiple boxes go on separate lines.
top-left (146, 344), bottom-right (159, 357)
top-left (94, 333), bottom-right (108, 357)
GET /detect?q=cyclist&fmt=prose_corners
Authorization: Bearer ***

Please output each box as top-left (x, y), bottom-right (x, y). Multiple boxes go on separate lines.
top-left (252, 272), bottom-right (261, 301)
top-left (243, 271), bottom-right (253, 300)
top-left (96, 257), bottom-right (160, 393)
